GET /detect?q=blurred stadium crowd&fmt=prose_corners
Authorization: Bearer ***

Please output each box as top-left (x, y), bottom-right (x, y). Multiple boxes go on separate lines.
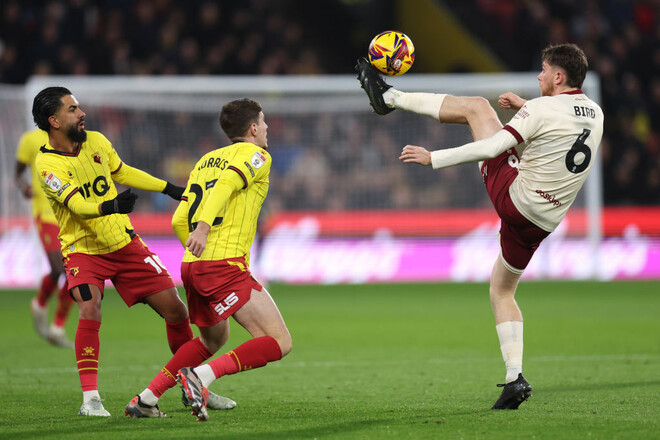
top-left (1, 0), bottom-right (658, 207)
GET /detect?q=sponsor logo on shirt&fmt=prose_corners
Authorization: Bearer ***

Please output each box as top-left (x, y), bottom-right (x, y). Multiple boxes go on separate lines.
top-left (513, 105), bottom-right (530, 119)
top-left (57, 182), bottom-right (70, 196)
top-left (45, 172), bottom-right (62, 191)
top-left (250, 151), bottom-right (267, 169)
top-left (244, 161), bottom-right (255, 177)
top-left (535, 189), bottom-right (563, 207)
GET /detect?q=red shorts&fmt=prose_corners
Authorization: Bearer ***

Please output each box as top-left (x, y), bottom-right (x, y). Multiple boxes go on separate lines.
top-left (63, 236), bottom-right (176, 306)
top-left (36, 216), bottom-right (61, 253)
top-left (481, 149), bottom-right (550, 272)
top-left (182, 256), bottom-right (262, 327)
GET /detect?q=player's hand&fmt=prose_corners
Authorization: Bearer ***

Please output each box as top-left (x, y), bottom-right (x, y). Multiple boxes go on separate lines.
top-left (399, 145), bottom-right (432, 166)
top-left (186, 221), bottom-right (210, 257)
top-left (498, 92), bottom-right (526, 110)
top-left (162, 182), bottom-right (185, 200)
top-left (100, 189), bottom-right (138, 215)
top-left (19, 183), bottom-right (33, 199)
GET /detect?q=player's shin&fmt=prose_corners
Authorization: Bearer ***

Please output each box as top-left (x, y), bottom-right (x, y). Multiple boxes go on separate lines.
top-left (166, 318), bottom-right (194, 353)
top-left (36, 273), bottom-right (58, 306)
top-left (384, 90), bottom-right (447, 120)
top-left (53, 283), bottom-right (73, 327)
top-left (141, 337), bottom-right (213, 405)
top-left (75, 319), bottom-right (101, 393)
top-left (196, 336), bottom-right (283, 387)
top-left (496, 321), bottom-right (524, 383)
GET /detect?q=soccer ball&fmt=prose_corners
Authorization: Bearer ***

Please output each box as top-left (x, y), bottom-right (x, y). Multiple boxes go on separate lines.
top-left (368, 30), bottom-right (415, 76)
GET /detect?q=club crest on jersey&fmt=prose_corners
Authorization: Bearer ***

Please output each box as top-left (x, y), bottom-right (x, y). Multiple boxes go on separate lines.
top-left (44, 172), bottom-right (62, 191)
top-left (69, 267), bottom-right (79, 277)
top-left (92, 152), bottom-right (102, 164)
top-left (250, 151), bottom-right (267, 169)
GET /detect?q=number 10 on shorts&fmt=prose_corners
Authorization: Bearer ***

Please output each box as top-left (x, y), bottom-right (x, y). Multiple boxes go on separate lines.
top-left (144, 255), bottom-right (167, 274)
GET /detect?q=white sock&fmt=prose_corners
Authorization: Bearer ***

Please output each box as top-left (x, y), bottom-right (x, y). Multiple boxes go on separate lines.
top-left (139, 388), bottom-right (158, 406)
top-left (83, 390), bottom-right (101, 404)
top-left (496, 321), bottom-right (524, 383)
top-left (194, 365), bottom-right (216, 388)
top-left (383, 89), bottom-right (446, 120)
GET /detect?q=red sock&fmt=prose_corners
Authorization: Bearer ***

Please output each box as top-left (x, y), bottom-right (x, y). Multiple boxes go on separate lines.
top-left (75, 319), bottom-right (101, 391)
top-left (36, 274), bottom-right (58, 307)
top-left (53, 282), bottom-right (73, 328)
top-left (166, 318), bottom-right (194, 354)
top-left (147, 337), bottom-right (213, 397)
top-left (208, 336), bottom-right (282, 379)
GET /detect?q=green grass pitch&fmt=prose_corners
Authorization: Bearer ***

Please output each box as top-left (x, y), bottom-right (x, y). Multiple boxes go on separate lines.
top-left (1, 281), bottom-right (658, 439)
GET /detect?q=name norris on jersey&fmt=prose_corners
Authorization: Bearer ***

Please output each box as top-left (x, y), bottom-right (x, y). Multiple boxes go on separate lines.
top-left (574, 106), bottom-right (596, 118)
top-left (198, 156), bottom-right (228, 171)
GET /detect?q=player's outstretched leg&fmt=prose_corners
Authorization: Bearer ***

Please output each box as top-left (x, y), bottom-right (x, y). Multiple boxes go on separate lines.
top-left (355, 57), bottom-right (394, 115)
top-left (178, 367), bottom-right (210, 422)
top-left (491, 373), bottom-right (532, 409)
top-left (125, 395), bottom-right (167, 418)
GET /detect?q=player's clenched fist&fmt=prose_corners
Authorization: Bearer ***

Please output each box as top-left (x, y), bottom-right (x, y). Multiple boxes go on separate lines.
top-left (185, 221), bottom-right (210, 257)
top-left (498, 92), bottom-right (526, 111)
top-left (399, 145), bottom-right (432, 166)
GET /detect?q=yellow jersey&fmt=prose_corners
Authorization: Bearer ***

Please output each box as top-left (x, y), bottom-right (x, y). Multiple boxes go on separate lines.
top-left (15, 128), bottom-right (57, 224)
top-left (35, 130), bottom-right (168, 257)
top-left (173, 142), bottom-right (271, 265)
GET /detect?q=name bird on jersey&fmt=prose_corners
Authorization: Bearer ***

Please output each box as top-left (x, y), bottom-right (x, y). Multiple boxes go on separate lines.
top-left (172, 142), bottom-right (271, 265)
top-left (35, 130), bottom-right (169, 257)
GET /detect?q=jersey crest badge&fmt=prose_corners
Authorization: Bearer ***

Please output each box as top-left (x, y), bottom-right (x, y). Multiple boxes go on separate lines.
top-left (92, 152), bottom-right (102, 164)
top-left (69, 267), bottom-right (79, 277)
top-left (250, 151), bottom-right (267, 169)
top-left (45, 172), bottom-right (62, 191)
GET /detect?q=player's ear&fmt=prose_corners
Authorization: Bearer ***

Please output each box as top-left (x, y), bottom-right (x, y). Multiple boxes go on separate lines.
top-left (48, 115), bottom-right (60, 129)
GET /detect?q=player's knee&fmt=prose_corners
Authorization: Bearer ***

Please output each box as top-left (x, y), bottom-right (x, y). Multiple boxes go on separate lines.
top-left (275, 331), bottom-right (292, 358)
top-left (467, 96), bottom-right (495, 118)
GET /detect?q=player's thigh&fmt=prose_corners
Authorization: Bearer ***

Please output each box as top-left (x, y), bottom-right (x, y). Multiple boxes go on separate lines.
top-left (70, 283), bottom-right (103, 321)
top-left (233, 287), bottom-right (291, 355)
top-left (198, 319), bottom-right (231, 353)
top-left (143, 287), bottom-right (189, 323)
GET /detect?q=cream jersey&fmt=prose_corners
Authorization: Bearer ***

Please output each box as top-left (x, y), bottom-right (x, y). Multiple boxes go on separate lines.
top-left (505, 91), bottom-right (604, 231)
top-left (172, 142), bottom-right (270, 264)
top-left (430, 90), bottom-right (603, 232)
top-left (16, 128), bottom-right (57, 223)
top-left (35, 130), bottom-right (168, 257)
